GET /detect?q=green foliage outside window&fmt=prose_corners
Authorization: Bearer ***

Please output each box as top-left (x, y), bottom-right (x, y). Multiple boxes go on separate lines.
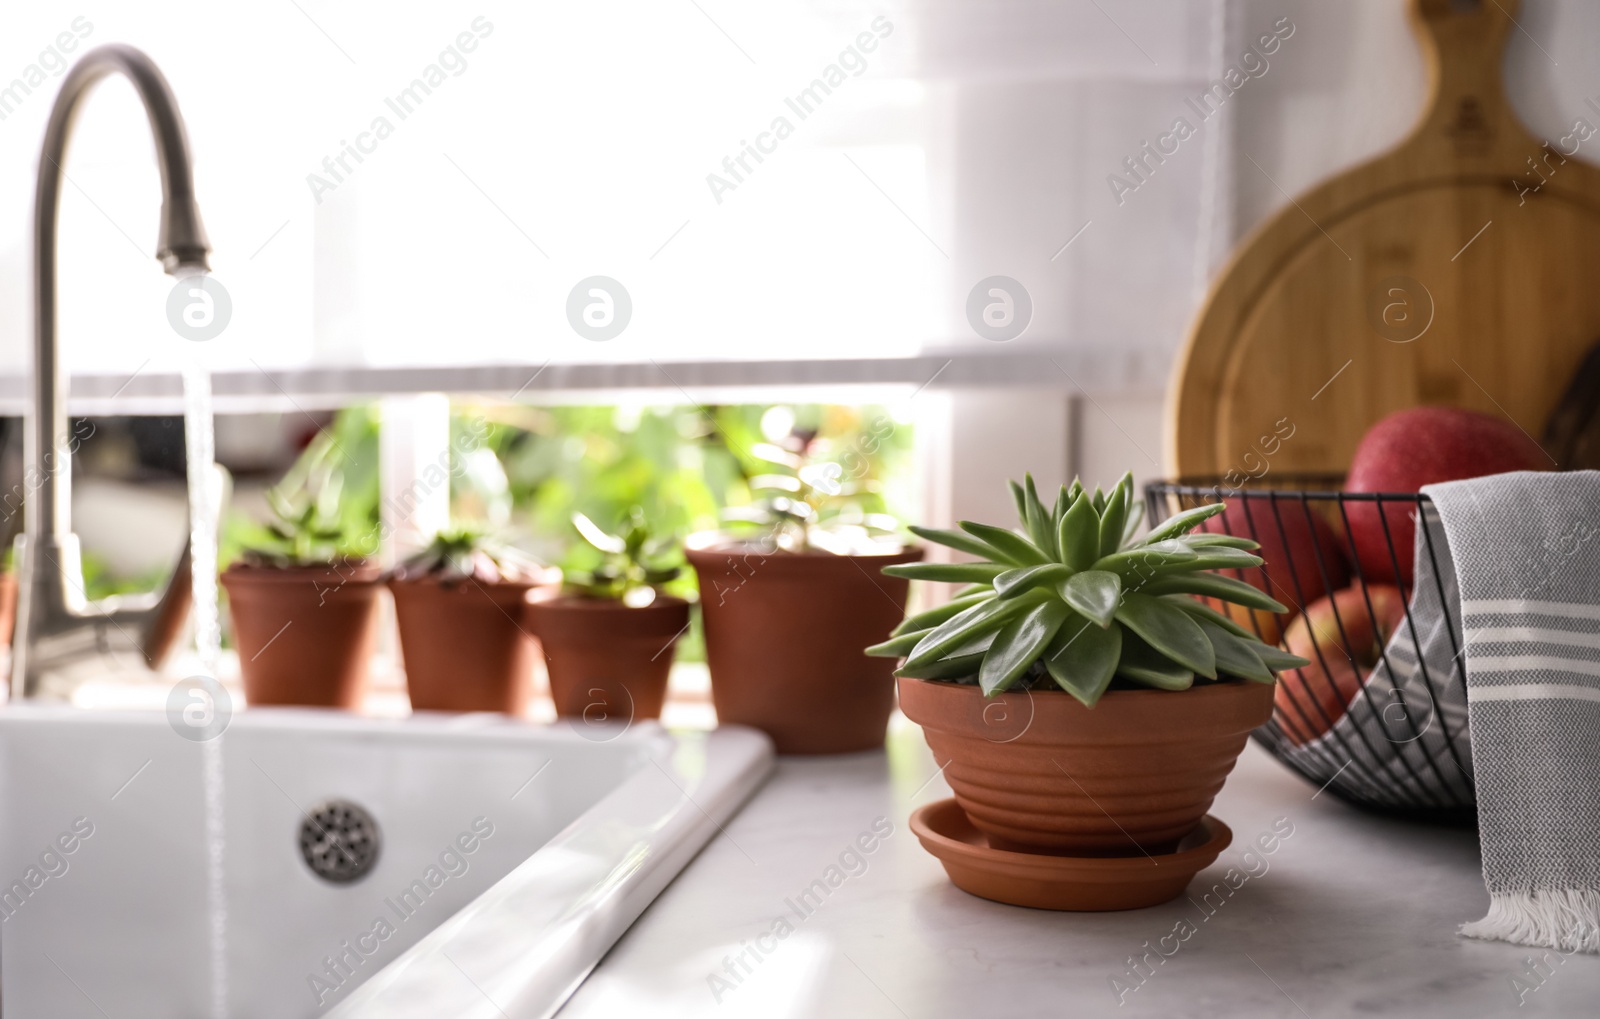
top-left (220, 400), bottom-right (915, 657)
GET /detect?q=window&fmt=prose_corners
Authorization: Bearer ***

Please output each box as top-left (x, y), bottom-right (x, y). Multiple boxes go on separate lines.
top-left (0, 0), bottom-right (1235, 409)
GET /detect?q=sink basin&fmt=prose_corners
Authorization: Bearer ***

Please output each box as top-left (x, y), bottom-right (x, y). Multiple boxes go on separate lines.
top-left (0, 706), bottom-right (772, 1018)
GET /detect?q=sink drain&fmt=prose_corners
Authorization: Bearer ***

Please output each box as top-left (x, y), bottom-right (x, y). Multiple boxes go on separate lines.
top-left (298, 799), bottom-right (381, 883)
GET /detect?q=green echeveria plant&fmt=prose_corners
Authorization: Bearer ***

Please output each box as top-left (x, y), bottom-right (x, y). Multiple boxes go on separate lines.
top-left (867, 473), bottom-right (1309, 707)
top-left (565, 508), bottom-right (683, 606)
top-left (391, 528), bottom-right (546, 586)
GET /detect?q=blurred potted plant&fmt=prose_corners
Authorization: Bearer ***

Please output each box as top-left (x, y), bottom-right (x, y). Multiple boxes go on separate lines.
top-left (389, 528), bottom-right (555, 714)
top-left (527, 508), bottom-right (689, 722)
top-left (0, 546), bottom-right (16, 647)
top-left (687, 432), bottom-right (922, 754)
top-left (220, 447), bottom-right (380, 709)
top-left (870, 473), bottom-right (1307, 854)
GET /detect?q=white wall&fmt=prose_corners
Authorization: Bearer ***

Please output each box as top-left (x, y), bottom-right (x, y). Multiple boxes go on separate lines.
top-left (1233, 0), bottom-right (1600, 238)
top-left (1075, 392), bottom-right (1167, 496)
top-left (917, 389), bottom-right (1071, 536)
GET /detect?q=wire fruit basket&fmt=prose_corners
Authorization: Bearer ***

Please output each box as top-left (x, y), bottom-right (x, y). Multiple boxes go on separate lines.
top-left (1145, 476), bottom-right (1474, 821)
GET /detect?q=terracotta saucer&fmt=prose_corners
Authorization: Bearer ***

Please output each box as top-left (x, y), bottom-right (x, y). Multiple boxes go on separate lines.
top-left (910, 798), bottom-right (1233, 911)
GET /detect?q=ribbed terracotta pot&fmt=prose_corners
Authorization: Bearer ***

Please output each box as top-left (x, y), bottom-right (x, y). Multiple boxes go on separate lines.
top-left (898, 676), bottom-right (1274, 855)
top-left (391, 576), bottom-right (551, 714)
top-left (221, 562), bottom-right (383, 709)
top-left (526, 594), bottom-right (691, 722)
top-left (687, 540), bottom-right (922, 755)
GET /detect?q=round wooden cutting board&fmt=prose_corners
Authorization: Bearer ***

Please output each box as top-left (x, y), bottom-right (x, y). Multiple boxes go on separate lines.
top-left (1168, 0), bottom-right (1598, 475)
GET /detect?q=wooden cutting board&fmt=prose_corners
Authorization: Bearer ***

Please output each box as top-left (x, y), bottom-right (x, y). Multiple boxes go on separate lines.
top-left (1168, 0), bottom-right (1600, 476)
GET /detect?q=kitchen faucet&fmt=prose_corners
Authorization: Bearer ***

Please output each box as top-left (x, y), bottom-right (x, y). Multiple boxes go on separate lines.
top-left (11, 44), bottom-right (219, 700)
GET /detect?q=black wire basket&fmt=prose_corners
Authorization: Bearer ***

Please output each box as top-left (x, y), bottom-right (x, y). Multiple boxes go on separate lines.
top-left (1145, 476), bottom-right (1474, 822)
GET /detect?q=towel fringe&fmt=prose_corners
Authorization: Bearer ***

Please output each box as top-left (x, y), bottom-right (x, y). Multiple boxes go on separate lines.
top-left (1461, 889), bottom-right (1600, 954)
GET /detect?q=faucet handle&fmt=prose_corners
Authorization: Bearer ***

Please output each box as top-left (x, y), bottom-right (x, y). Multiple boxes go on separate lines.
top-left (133, 541), bottom-right (193, 670)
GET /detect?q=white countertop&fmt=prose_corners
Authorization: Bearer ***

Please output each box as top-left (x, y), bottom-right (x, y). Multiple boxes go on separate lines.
top-left (559, 715), bottom-right (1599, 1018)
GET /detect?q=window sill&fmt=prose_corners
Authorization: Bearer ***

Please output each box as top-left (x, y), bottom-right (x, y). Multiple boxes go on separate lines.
top-left (49, 650), bottom-right (721, 732)
top-left (0, 349), bottom-right (1169, 415)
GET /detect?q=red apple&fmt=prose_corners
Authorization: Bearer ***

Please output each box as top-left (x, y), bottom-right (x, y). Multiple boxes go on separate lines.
top-left (1198, 496), bottom-right (1350, 640)
top-left (1275, 583), bottom-right (1406, 746)
top-left (1345, 407), bottom-right (1549, 586)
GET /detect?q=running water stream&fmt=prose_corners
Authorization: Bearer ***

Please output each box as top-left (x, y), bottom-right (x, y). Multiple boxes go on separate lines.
top-left (183, 356), bottom-right (222, 671)
top-left (182, 336), bottom-right (229, 1019)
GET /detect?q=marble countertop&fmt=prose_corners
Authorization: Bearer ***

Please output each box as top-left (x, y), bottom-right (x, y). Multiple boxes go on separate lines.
top-left (560, 716), bottom-right (1598, 1018)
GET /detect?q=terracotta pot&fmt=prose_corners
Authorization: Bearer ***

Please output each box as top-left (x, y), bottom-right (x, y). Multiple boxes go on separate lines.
top-left (526, 594), bottom-right (691, 722)
top-left (687, 540), bottom-right (922, 755)
top-left (391, 576), bottom-right (549, 714)
top-left (221, 562), bottom-right (383, 709)
top-left (898, 676), bottom-right (1274, 856)
top-left (0, 570), bottom-right (15, 646)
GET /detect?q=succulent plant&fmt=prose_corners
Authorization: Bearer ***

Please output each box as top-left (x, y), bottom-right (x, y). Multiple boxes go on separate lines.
top-left (391, 528), bottom-right (545, 586)
top-left (236, 426), bottom-right (378, 567)
top-left (721, 440), bottom-right (900, 554)
top-left (565, 508), bottom-right (682, 606)
top-left (867, 473), bottom-right (1309, 707)
top-left (241, 470), bottom-right (372, 567)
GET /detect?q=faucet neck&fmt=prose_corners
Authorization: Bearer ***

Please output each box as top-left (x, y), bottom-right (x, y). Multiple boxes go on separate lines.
top-left (30, 43), bottom-right (212, 543)
top-left (14, 45), bottom-right (211, 698)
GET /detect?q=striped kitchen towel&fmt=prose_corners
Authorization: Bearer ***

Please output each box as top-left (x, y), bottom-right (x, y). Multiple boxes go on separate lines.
top-left (1425, 470), bottom-right (1600, 953)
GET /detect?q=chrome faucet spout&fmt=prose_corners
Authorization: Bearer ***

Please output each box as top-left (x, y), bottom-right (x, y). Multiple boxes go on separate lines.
top-left (12, 44), bottom-right (219, 699)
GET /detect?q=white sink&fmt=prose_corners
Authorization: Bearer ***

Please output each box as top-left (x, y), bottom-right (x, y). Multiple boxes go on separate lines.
top-left (0, 706), bottom-right (772, 1018)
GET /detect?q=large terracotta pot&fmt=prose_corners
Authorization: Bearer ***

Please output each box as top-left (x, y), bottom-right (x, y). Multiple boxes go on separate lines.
top-left (898, 676), bottom-right (1274, 855)
top-left (391, 576), bottom-right (549, 714)
top-left (687, 540), bottom-right (922, 755)
top-left (526, 594), bottom-right (691, 722)
top-left (221, 562), bottom-right (383, 709)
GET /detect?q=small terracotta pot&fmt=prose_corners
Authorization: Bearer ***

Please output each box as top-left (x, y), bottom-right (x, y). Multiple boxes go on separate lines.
top-left (687, 540), bottom-right (922, 755)
top-left (526, 593), bottom-right (691, 722)
top-left (221, 562), bottom-right (383, 709)
top-left (391, 576), bottom-right (550, 714)
top-left (898, 676), bottom-right (1274, 856)
top-left (0, 570), bottom-right (16, 646)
